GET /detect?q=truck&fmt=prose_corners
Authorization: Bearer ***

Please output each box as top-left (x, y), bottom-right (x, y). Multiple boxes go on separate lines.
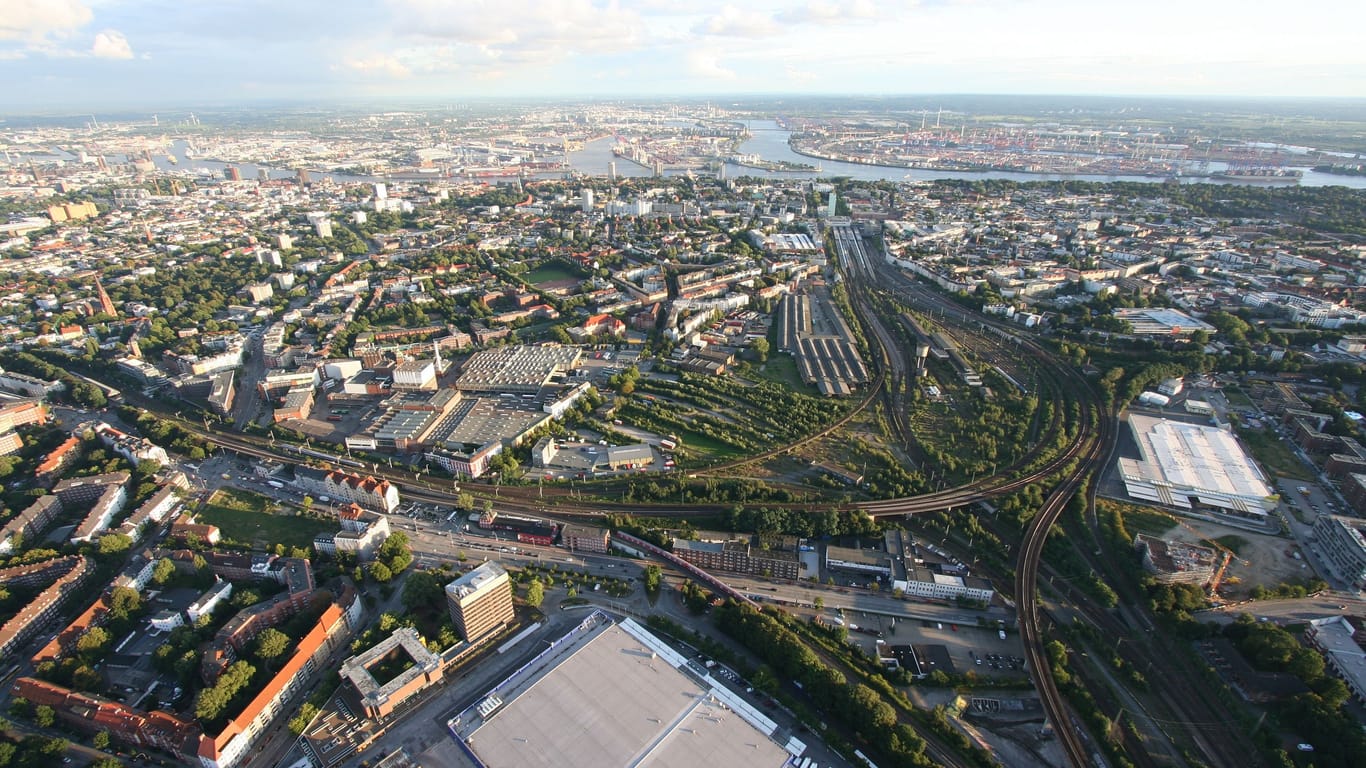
top-left (267, 480), bottom-right (285, 490)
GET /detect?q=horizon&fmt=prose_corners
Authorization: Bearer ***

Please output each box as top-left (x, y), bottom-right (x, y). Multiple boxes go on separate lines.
top-left (3, 0), bottom-right (1364, 111)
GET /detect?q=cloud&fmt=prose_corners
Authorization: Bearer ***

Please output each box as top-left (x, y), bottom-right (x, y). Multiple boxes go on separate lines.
top-left (696, 5), bottom-right (778, 38)
top-left (686, 48), bottom-right (737, 80)
top-left (0, 0), bottom-right (93, 42)
top-left (91, 30), bottom-right (133, 59)
top-left (385, 0), bottom-right (645, 55)
top-left (344, 53), bottom-right (412, 78)
top-left (777, 1), bottom-right (880, 24)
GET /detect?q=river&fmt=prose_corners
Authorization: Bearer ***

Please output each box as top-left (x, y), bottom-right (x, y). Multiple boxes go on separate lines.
top-left (570, 120), bottom-right (1366, 189)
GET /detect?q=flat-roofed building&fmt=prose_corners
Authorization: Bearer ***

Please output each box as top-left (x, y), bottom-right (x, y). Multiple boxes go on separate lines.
top-left (1117, 414), bottom-right (1277, 520)
top-left (1313, 514), bottom-right (1366, 591)
top-left (340, 627), bottom-right (443, 719)
top-left (826, 545), bottom-right (891, 578)
top-left (1112, 307), bottom-right (1215, 336)
top-left (673, 533), bottom-right (799, 580)
top-left (561, 524), bottom-right (609, 554)
top-left (454, 345), bottom-right (581, 393)
top-left (445, 561), bottom-right (515, 644)
top-left (0, 368), bottom-right (64, 398)
top-left (448, 612), bottom-right (791, 768)
top-left (391, 359), bottom-right (437, 391)
top-left (1305, 616), bottom-right (1366, 705)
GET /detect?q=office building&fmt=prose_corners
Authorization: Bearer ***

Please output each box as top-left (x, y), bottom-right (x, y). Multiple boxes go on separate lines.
top-left (445, 562), bottom-right (515, 643)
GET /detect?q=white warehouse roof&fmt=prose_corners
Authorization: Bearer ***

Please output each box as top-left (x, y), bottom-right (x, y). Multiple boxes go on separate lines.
top-left (1117, 414), bottom-right (1276, 517)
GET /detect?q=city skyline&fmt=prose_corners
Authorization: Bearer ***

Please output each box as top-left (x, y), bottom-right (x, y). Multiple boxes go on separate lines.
top-left (3, 0), bottom-right (1365, 110)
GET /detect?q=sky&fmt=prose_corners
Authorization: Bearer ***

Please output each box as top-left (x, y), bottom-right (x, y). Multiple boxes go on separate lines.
top-left (2, 0), bottom-right (1364, 110)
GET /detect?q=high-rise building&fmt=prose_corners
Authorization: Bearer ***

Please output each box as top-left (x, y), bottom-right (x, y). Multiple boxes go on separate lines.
top-left (307, 211), bottom-right (332, 239)
top-left (445, 562), bottom-right (515, 643)
top-left (297, 168), bottom-right (310, 187)
top-left (827, 191), bottom-right (837, 217)
top-left (224, 167), bottom-right (241, 182)
top-left (608, 161), bottom-right (617, 181)
top-left (581, 188), bottom-right (594, 212)
top-left (373, 182), bottom-right (387, 200)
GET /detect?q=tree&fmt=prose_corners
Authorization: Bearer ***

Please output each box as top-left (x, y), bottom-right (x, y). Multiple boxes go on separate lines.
top-left (34, 704), bottom-right (55, 728)
top-left (288, 703), bottom-right (319, 735)
top-left (254, 628), bottom-right (290, 663)
top-left (369, 562), bottom-right (393, 583)
top-left (751, 337), bottom-right (770, 363)
top-left (107, 586), bottom-right (142, 621)
top-left (76, 626), bottom-right (111, 655)
top-left (643, 564), bottom-right (662, 592)
top-left (92, 730), bottom-right (111, 750)
top-left (152, 557), bottom-right (176, 585)
top-left (97, 533), bottom-right (133, 555)
top-left (457, 492), bottom-right (475, 511)
top-left (526, 579), bottom-right (544, 608)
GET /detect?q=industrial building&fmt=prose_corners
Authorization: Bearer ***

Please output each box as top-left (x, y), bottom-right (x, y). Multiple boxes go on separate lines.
top-left (447, 611), bottom-right (796, 768)
top-left (1116, 414), bottom-right (1277, 520)
top-left (446, 562), bottom-right (516, 644)
top-left (454, 345), bottom-right (582, 394)
top-left (531, 437), bottom-right (656, 475)
top-left (826, 545), bottom-right (891, 578)
top-left (776, 291), bottom-right (869, 396)
top-left (1111, 307), bottom-right (1216, 336)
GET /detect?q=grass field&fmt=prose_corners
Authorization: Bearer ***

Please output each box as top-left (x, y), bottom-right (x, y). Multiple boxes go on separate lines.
top-left (524, 264), bottom-right (580, 285)
top-left (754, 354), bottom-right (812, 393)
top-left (1222, 388), bottom-right (1256, 408)
top-left (1237, 427), bottom-right (1313, 481)
top-left (1105, 501), bottom-right (1179, 537)
top-left (197, 488), bottom-right (333, 550)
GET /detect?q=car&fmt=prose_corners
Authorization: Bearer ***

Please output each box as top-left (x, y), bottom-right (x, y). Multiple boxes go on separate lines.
top-left (975, 658), bottom-right (982, 665)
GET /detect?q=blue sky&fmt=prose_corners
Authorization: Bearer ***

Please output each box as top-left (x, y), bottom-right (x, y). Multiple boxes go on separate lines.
top-left (2, 0), bottom-right (1364, 109)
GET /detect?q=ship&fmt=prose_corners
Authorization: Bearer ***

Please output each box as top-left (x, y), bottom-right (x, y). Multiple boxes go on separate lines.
top-left (1210, 167), bottom-right (1303, 183)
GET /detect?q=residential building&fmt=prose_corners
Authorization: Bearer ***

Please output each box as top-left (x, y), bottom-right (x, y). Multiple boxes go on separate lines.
top-left (1305, 616), bottom-right (1366, 705)
top-left (561, 524), bottom-right (609, 554)
top-left (1313, 514), bottom-right (1366, 591)
top-left (672, 534), bottom-right (800, 580)
top-left (294, 467), bottom-right (400, 514)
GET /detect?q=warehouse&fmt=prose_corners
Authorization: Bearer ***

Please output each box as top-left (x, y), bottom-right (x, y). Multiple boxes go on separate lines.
top-left (1116, 414), bottom-right (1277, 519)
top-left (448, 612), bottom-right (793, 768)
